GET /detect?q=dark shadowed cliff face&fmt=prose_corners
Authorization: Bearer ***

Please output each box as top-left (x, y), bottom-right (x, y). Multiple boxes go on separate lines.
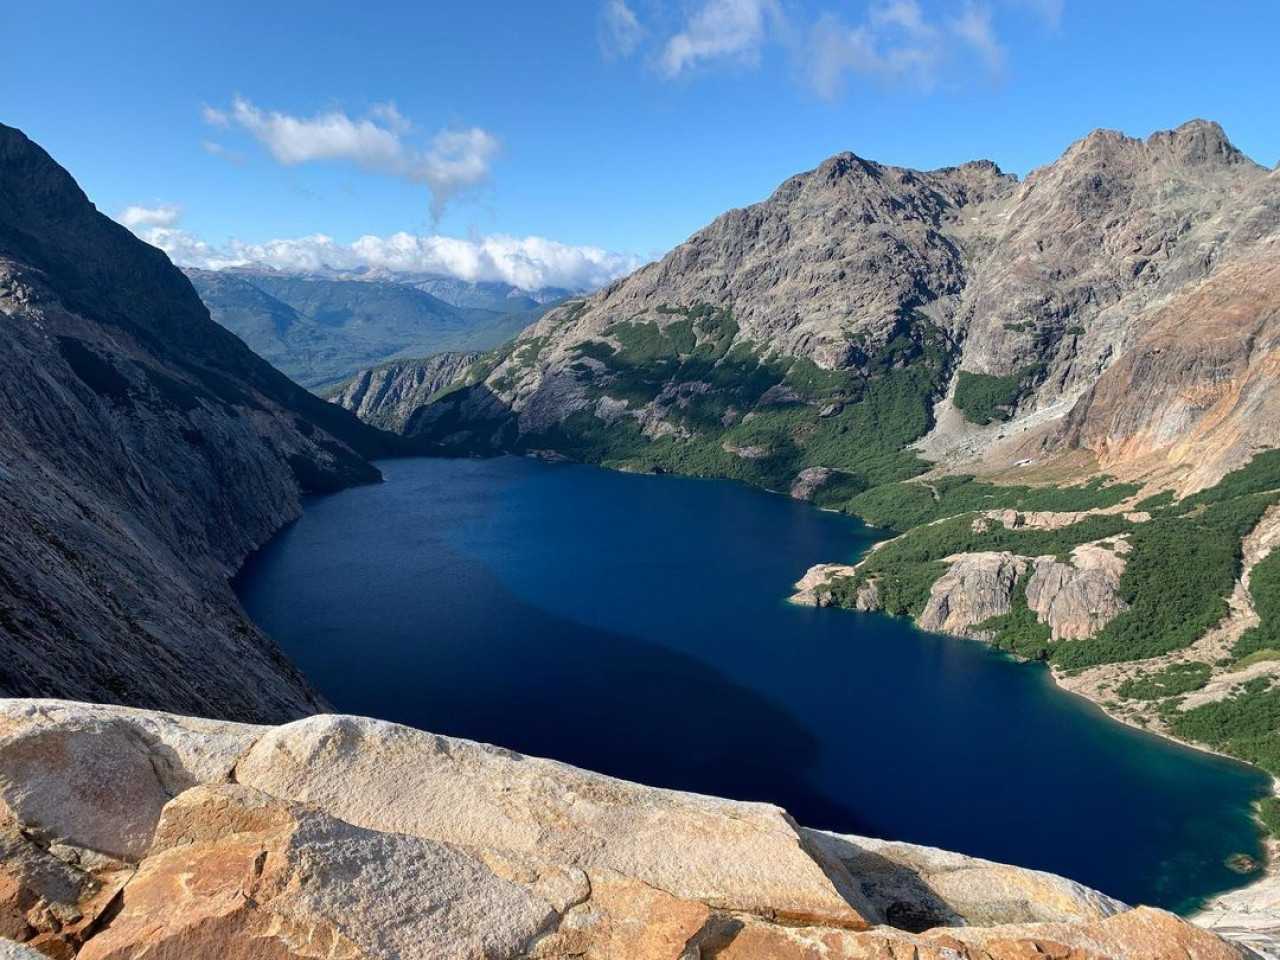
top-left (0, 124), bottom-right (397, 722)
top-left (353, 121), bottom-right (1278, 499)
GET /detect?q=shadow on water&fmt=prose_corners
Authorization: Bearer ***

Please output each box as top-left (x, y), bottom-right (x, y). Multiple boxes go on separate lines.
top-left (234, 455), bottom-right (1271, 914)
top-left (235, 471), bottom-right (872, 831)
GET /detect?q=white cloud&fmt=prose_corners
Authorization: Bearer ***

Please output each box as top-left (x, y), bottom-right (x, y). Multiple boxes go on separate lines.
top-left (415, 128), bottom-right (503, 219)
top-left (807, 0), bottom-right (1006, 99)
top-left (202, 98), bottom-right (501, 220)
top-left (201, 140), bottom-right (246, 164)
top-left (872, 0), bottom-right (936, 35)
top-left (115, 209), bottom-right (223, 267)
top-left (116, 204), bottom-right (182, 230)
top-left (200, 104), bottom-right (230, 127)
top-left (599, 0), bottom-right (646, 58)
top-left (611, 0), bottom-right (1028, 98)
top-left (113, 205), bottom-right (641, 292)
top-left (661, 0), bottom-right (781, 76)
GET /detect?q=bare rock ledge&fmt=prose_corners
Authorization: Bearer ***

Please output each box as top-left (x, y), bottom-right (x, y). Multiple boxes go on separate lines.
top-left (0, 700), bottom-right (1256, 959)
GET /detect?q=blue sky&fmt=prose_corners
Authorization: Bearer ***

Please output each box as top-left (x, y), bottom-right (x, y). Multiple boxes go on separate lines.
top-left (3, 1), bottom-right (1277, 288)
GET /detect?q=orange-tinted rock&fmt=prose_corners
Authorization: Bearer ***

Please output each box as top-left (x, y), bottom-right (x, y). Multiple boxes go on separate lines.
top-left (0, 701), bottom-right (1259, 959)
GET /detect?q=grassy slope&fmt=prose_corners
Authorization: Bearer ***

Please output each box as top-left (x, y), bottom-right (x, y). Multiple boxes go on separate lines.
top-left (506, 302), bottom-right (952, 495)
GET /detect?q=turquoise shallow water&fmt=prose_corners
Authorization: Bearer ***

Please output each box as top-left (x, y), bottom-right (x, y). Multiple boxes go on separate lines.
top-left (234, 456), bottom-right (1270, 912)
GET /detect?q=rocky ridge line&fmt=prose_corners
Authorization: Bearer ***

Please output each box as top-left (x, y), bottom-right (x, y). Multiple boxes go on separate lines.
top-left (328, 351), bottom-right (482, 432)
top-left (335, 120), bottom-right (1279, 499)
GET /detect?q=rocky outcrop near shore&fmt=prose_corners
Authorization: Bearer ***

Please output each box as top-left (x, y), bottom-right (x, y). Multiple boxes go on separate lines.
top-left (795, 535), bottom-right (1130, 644)
top-left (1025, 541), bottom-right (1131, 641)
top-left (0, 700), bottom-right (1255, 959)
top-left (790, 563), bottom-right (864, 607)
top-left (918, 552), bottom-right (1028, 636)
top-left (0, 124), bottom-right (396, 721)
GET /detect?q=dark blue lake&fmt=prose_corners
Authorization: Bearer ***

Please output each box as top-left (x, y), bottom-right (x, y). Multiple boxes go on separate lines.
top-left (234, 456), bottom-right (1269, 912)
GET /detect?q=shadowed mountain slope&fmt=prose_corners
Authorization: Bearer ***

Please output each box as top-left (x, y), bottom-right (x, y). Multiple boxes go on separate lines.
top-left (0, 123), bottom-right (397, 721)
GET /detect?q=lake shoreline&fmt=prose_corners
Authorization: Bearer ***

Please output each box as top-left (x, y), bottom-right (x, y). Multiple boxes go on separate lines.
top-left (791, 564), bottom-right (1279, 934)
top-left (778, 468), bottom-right (1280, 928)
top-left (236, 454), bottom-right (1271, 921)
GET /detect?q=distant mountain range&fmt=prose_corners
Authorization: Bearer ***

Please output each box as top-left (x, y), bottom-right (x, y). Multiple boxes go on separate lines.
top-left (186, 267), bottom-right (572, 389)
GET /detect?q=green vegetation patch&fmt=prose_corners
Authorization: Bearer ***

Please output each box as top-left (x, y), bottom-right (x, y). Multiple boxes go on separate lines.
top-left (1054, 492), bottom-right (1277, 669)
top-left (511, 335), bottom-right (551, 368)
top-left (831, 474), bottom-right (1140, 531)
top-left (1183, 450), bottom-right (1280, 508)
top-left (573, 304), bottom-right (740, 409)
top-left (953, 364), bottom-right (1046, 425)
top-left (546, 306), bottom-right (952, 495)
top-left (1171, 677), bottom-right (1280, 777)
top-left (1117, 662), bottom-right (1212, 700)
top-left (1234, 549), bottom-right (1280, 662)
top-left (1134, 490), bottom-right (1176, 511)
top-left (1236, 650), bottom-right (1280, 669)
top-left (1260, 797), bottom-right (1280, 838)
top-left (419, 303), bottom-right (956, 499)
top-left (974, 576), bottom-right (1053, 660)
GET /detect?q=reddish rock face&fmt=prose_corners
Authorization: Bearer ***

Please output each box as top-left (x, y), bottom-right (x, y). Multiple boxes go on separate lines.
top-left (1056, 253), bottom-right (1280, 493)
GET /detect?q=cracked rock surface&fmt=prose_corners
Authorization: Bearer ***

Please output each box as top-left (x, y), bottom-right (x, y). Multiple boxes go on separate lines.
top-left (0, 700), bottom-right (1254, 959)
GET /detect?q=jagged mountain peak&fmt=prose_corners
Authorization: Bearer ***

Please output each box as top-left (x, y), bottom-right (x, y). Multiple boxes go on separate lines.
top-left (1155, 118), bottom-right (1247, 162)
top-left (554, 141), bottom-right (1023, 367)
top-left (1050, 118), bottom-right (1259, 180)
top-left (777, 148), bottom-right (1015, 209)
top-left (356, 119), bottom-right (1278, 498)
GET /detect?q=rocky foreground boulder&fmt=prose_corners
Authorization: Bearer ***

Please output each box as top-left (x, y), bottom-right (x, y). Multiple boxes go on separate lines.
top-left (0, 700), bottom-right (1254, 959)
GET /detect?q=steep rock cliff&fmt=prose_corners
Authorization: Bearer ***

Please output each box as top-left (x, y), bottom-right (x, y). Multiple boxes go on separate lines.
top-left (327, 352), bottom-right (480, 432)
top-left (0, 124), bottom-right (396, 722)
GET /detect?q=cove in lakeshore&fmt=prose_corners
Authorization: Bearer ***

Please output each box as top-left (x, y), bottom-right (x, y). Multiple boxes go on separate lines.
top-left (234, 456), bottom-right (1271, 913)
